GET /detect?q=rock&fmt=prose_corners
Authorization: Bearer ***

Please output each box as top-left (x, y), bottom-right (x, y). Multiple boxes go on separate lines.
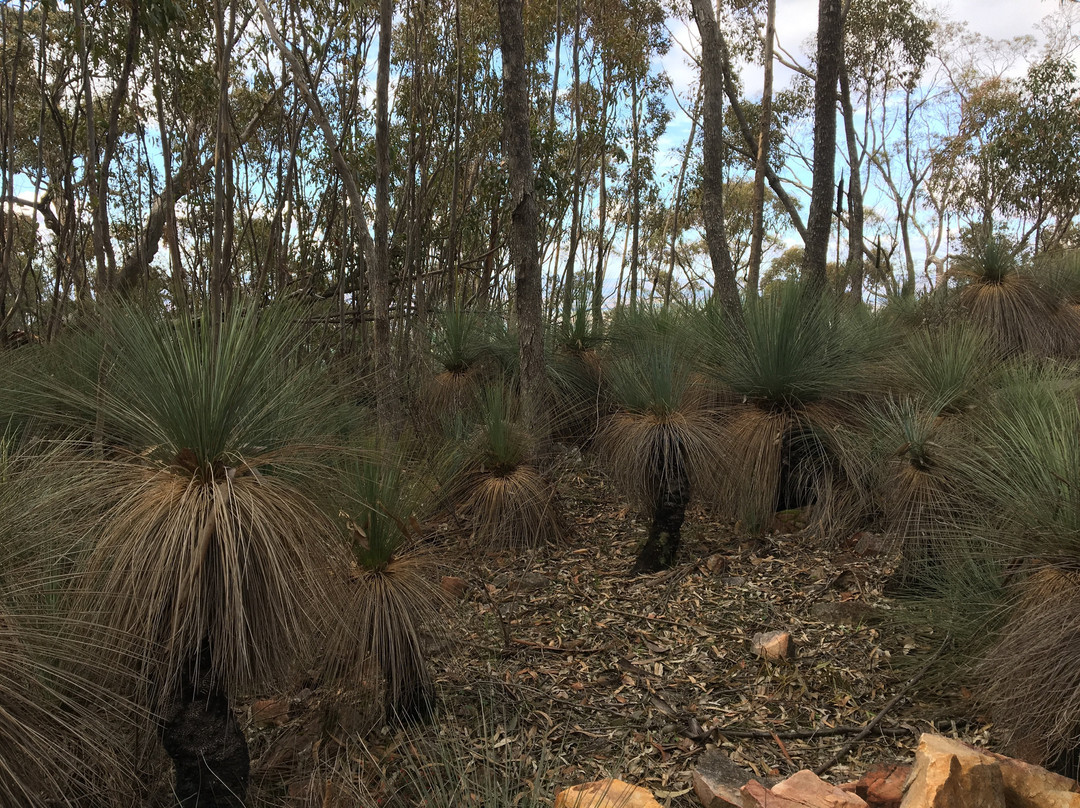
top-left (740, 772), bottom-right (867, 807)
top-left (985, 749), bottom-right (1080, 808)
top-left (250, 697), bottom-right (289, 728)
top-left (751, 630), bottom-right (793, 662)
top-left (440, 575), bottom-right (469, 600)
top-left (770, 508), bottom-right (809, 534)
top-left (704, 554), bottom-right (728, 575)
top-left (554, 778), bottom-right (661, 808)
top-left (900, 734), bottom-right (1007, 808)
top-left (853, 763), bottom-right (910, 807)
top-left (693, 748), bottom-right (758, 807)
top-left (899, 735), bottom-right (1080, 808)
top-left (772, 770), bottom-right (868, 806)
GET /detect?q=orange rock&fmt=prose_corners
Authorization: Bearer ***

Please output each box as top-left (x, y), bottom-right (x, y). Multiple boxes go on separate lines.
top-left (554, 779), bottom-right (661, 808)
top-left (751, 630), bottom-right (793, 662)
top-left (854, 763), bottom-right (910, 807)
top-left (771, 770), bottom-right (868, 806)
top-left (899, 734), bottom-right (1006, 808)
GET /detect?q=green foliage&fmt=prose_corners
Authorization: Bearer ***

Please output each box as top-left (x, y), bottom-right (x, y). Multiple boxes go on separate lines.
top-left (709, 281), bottom-right (873, 409)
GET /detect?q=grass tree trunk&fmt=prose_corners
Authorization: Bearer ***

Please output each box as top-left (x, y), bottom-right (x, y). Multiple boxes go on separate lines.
top-left (633, 442), bottom-right (691, 574)
top-left (498, 0), bottom-right (550, 450)
top-left (159, 644), bottom-right (248, 808)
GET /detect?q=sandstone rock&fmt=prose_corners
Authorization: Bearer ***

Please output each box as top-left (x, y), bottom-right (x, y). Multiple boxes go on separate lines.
top-left (440, 575), bottom-right (469, 599)
top-left (853, 763), bottom-right (910, 808)
top-left (693, 748), bottom-right (757, 807)
top-left (899, 734), bottom-right (1080, 808)
top-left (751, 630), bottom-right (793, 662)
top-left (740, 772), bottom-right (867, 807)
top-left (899, 734), bottom-right (1006, 808)
top-left (772, 770), bottom-right (868, 806)
top-left (985, 749), bottom-right (1080, 808)
top-left (554, 778), bottom-right (661, 808)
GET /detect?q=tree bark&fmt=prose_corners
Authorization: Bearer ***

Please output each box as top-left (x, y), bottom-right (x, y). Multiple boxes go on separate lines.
top-left (801, 0), bottom-right (844, 296)
top-left (690, 0), bottom-right (742, 320)
top-left (374, 0), bottom-right (399, 430)
top-left (497, 0), bottom-right (550, 449)
top-left (747, 0), bottom-right (775, 298)
top-left (838, 55), bottom-right (865, 303)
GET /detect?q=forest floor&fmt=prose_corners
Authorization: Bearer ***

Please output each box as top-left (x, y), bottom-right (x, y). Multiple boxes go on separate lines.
top-left (245, 456), bottom-right (989, 806)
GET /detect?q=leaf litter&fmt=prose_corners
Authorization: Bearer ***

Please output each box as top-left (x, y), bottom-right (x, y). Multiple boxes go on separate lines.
top-left (243, 459), bottom-right (989, 805)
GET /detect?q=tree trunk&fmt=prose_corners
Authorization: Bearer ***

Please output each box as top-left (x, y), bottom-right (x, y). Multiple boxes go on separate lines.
top-left (374, 0), bottom-right (398, 430)
top-left (801, 0), bottom-right (844, 296)
top-left (690, 0), bottom-right (742, 321)
top-left (159, 647), bottom-right (248, 808)
top-left (498, 0), bottom-right (550, 449)
top-left (747, 0), bottom-right (775, 298)
top-left (838, 56), bottom-right (865, 303)
top-left (633, 438), bottom-right (690, 575)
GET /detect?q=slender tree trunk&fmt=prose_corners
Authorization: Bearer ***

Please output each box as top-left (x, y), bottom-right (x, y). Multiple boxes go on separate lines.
top-left (801, 0), bottom-right (844, 296)
top-left (591, 63), bottom-right (610, 328)
top-left (498, 0), bottom-right (550, 449)
top-left (374, 0), bottom-right (398, 430)
top-left (746, 0), bottom-right (775, 298)
top-left (689, 0), bottom-right (742, 320)
top-left (561, 0), bottom-right (583, 323)
top-left (838, 56), bottom-right (865, 303)
top-left (666, 90), bottom-right (700, 307)
top-left (210, 0), bottom-right (235, 326)
top-left (629, 76), bottom-right (640, 311)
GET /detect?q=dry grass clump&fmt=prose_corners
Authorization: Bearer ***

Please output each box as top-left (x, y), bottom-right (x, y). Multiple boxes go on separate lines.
top-left (979, 565), bottom-right (1080, 772)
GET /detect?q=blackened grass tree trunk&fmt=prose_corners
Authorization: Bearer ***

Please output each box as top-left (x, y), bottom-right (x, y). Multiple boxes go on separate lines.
top-left (159, 641), bottom-right (248, 808)
top-left (801, 0), bottom-right (844, 297)
top-left (689, 0), bottom-right (743, 322)
top-left (635, 434), bottom-right (692, 574)
top-left (498, 0), bottom-right (551, 450)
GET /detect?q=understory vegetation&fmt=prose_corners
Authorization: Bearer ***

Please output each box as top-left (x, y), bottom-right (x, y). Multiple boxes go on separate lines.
top-left (5, 242), bottom-right (1080, 804)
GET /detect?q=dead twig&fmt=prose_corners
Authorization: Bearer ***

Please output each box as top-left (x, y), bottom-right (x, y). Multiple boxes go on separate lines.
top-left (813, 634), bottom-right (952, 776)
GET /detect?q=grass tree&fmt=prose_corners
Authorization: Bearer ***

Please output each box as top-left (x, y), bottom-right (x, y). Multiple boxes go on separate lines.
top-left (326, 447), bottom-right (442, 722)
top-left (436, 384), bottom-right (564, 549)
top-left (0, 439), bottom-right (138, 806)
top-left (4, 303), bottom-right (343, 807)
top-left (420, 306), bottom-right (502, 428)
top-left (921, 363), bottom-right (1080, 771)
top-left (861, 324), bottom-right (994, 545)
top-left (598, 309), bottom-right (722, 573)
top-left (548, 298), bottom-right (606, 446)
top-left (703, 283), bottom-right (875, 536)
top-left (948, 232), bottom-right (1080, 358)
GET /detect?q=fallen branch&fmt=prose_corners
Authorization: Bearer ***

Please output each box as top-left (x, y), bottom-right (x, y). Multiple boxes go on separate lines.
top-left (813, 634), bottom-right (952, 776)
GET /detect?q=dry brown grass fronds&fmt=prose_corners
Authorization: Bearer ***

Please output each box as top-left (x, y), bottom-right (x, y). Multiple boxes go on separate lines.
top-left (596, 406), bottom-right (724, 517)
top-left (419, 366), bottom-right (489, 431)
top-left (444, 463), bottom-right (566, 550)
top-left (953, 273), bottom-right (1080, 358)
top-left (979, 565), bottom-right (1080, 770)
top-left (79, 461), bottom-right (338, 704)
top-left (325, 551), bottom-right (442, 719)
top-left (712, 406), bottom-right (787, 530)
